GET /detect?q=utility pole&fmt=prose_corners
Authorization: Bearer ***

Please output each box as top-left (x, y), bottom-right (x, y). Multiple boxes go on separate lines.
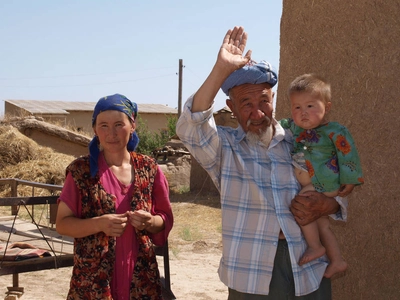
top-left (178, 59), bottom-right (183, 118)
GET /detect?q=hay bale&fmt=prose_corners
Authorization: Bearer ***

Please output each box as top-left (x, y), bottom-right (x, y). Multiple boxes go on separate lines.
top-left (0, 125), bottom-right (41, 168)
top-left (0, 125), bottom-right (74, 197)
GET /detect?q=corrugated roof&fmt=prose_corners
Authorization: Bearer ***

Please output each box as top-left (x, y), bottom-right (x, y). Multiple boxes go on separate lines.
top-left (5, 100), bottom-right (178, 115)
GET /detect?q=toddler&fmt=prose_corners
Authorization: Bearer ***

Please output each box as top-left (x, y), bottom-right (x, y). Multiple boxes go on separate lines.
top-left (281, 74), bottom-right (364, 278)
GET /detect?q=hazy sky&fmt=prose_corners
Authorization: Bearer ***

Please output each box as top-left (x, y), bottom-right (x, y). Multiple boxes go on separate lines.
top-left (0, 1), bottom-right (282, 116)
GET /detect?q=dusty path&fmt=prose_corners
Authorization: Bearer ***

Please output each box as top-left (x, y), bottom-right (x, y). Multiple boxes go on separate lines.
top-left (0, 248), bottom-right (227, 300)
top-left (0, 199), bottom-right (229, 300)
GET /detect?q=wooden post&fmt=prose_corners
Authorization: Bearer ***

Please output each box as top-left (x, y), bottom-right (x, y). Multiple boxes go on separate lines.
top-left (178, 59), bottom-right (183, 118)
top-left (10, 180), bottom-right (17, 215)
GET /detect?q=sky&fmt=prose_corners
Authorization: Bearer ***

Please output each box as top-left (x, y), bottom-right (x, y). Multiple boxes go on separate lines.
top-left (0, 1), bottom-right (282, 117)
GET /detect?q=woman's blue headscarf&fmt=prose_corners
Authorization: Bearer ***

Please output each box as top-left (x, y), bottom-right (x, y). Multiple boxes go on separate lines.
top-left (89, 93), bottom-right (139, 177)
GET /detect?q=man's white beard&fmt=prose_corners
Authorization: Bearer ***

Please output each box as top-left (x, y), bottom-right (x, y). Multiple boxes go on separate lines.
top-left (246, 117), bottom-right (273, 147)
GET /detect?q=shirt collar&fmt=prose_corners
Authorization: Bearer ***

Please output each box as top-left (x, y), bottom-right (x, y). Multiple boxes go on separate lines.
top-left (272, 118), bottom-right (293, 146)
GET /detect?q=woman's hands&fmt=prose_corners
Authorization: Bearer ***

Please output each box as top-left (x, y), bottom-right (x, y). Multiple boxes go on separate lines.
top-left (56, 201), bottom-right (129, 238)
top-left (57, 202), bottom-right (164, 237)
top-left (77, 210), bottom-right (164, 237)
top-left (127, 210), bottom-right (165, 234)
top-left (98, 210), bottom-right (165, 236)
top-left (92, 210), bottom-right (165, 237)
top-left (98, 213), bottom-right (129, 237)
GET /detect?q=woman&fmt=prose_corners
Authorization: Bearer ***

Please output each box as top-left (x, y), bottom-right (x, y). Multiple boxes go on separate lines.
top-left (56, 94), bottom-right (173, 300)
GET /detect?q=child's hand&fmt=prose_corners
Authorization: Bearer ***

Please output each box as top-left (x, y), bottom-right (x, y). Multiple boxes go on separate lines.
top-left (338, 184), bottom-right (355, 197)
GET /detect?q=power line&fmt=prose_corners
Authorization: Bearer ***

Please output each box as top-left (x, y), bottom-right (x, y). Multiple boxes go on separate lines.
top-left (184, 66), bottom-right (204, 81)
top-left (0, 73), bottom-right (176, 88)
top-left (0, 66), bottom-right (176, 81)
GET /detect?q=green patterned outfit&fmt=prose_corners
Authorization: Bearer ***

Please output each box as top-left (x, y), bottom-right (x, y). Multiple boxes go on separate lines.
top-left (280, 119), bottom-right (364, 193)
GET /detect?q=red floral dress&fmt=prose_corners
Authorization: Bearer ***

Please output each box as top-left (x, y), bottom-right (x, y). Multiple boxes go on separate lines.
top-left (64, 152), bottom-right (164, 299)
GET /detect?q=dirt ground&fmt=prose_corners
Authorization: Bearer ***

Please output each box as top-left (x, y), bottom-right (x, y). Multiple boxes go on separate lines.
top-left (0, 195), bottom-right (228, 300)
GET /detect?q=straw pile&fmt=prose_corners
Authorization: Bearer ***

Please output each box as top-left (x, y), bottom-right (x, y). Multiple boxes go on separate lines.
top-left (0, 124), bottom-right (74, 197)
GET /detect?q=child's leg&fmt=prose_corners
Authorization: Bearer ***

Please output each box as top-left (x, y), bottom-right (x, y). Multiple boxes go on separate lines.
top-left (296, 183), bottom-right (326, 265)
top-left (299, 220), bottom-right (326, 265)
top-left (317, 216), bottom-right (348, 278)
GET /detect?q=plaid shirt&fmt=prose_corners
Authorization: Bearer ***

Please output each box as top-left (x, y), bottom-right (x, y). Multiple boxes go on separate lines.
top-left (176, 96), bottom-right (347, 296)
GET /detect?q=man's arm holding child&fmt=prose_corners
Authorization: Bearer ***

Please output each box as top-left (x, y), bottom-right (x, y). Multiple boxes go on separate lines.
top-left (290, 191), bottom-right (346, 226)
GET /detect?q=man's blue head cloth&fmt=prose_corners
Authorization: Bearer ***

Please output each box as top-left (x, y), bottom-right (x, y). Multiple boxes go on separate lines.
top-left (221, 60), bottom-right (278, 96)
top-left (89, 93), bottom-right (139, 177)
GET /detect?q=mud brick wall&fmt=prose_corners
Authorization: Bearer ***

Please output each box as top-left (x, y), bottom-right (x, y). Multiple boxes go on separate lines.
top-left (276, 1), bottom-right (400, 299)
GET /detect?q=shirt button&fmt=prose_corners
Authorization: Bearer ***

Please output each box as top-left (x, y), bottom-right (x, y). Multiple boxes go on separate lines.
top-left (273, 242), bottom-right (277, 246)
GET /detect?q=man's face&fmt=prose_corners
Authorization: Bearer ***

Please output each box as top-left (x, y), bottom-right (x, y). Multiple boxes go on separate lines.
top-left (226, 83), bottom-right (275, 135)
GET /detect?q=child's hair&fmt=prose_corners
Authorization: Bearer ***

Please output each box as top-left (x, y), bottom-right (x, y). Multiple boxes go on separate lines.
top-left (288, 74), bottom-right (331, 104)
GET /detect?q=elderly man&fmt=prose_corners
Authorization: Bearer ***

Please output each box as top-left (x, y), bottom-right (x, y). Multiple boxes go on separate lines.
top-left (176, 26), bottom-right (347, 299)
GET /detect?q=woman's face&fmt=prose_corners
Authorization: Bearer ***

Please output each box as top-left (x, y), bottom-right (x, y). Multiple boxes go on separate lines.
top-left (93, 110), bottom-right (135, 154)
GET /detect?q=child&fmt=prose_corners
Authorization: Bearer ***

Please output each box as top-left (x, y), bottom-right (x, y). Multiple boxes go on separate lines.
top-left (281, 74), bottom-right (364, 278)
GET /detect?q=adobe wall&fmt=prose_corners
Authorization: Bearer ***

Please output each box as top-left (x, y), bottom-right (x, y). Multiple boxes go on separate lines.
top-left (62, 111), bottom-right (93, 135)
top-left (12, 118), bottom-right (91, 158)
top-left (276, 1), bottom-right (400, 299)
top-left (23, 129), bottom-right (88, 157)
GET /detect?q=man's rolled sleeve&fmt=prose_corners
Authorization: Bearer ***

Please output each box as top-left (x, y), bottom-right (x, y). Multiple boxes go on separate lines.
top-left (176, 94), bottom-right (219, 163)
top-left (179, 94), bottom-right (214, 124)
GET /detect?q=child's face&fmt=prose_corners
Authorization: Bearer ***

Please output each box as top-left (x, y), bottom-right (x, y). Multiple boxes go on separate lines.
top-left (290, 92), bottom-right (331, 130)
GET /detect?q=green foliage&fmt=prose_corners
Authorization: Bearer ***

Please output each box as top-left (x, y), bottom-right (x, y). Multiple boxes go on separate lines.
top-left (165, 114), bottom-right (177, 137)
top-left (180, 225), bottom-right (202, 241)
top-left (176, 185), bottom-right (190, 194)
top-left (135, 115), bottom-right (177, 155)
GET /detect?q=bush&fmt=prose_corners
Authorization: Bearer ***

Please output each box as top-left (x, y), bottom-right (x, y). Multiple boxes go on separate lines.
top-left (135, 115), bottom-right (177, 156)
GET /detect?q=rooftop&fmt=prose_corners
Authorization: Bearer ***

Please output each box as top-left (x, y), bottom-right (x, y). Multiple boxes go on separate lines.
top-left (5, 99), bottom-right (178, 115)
